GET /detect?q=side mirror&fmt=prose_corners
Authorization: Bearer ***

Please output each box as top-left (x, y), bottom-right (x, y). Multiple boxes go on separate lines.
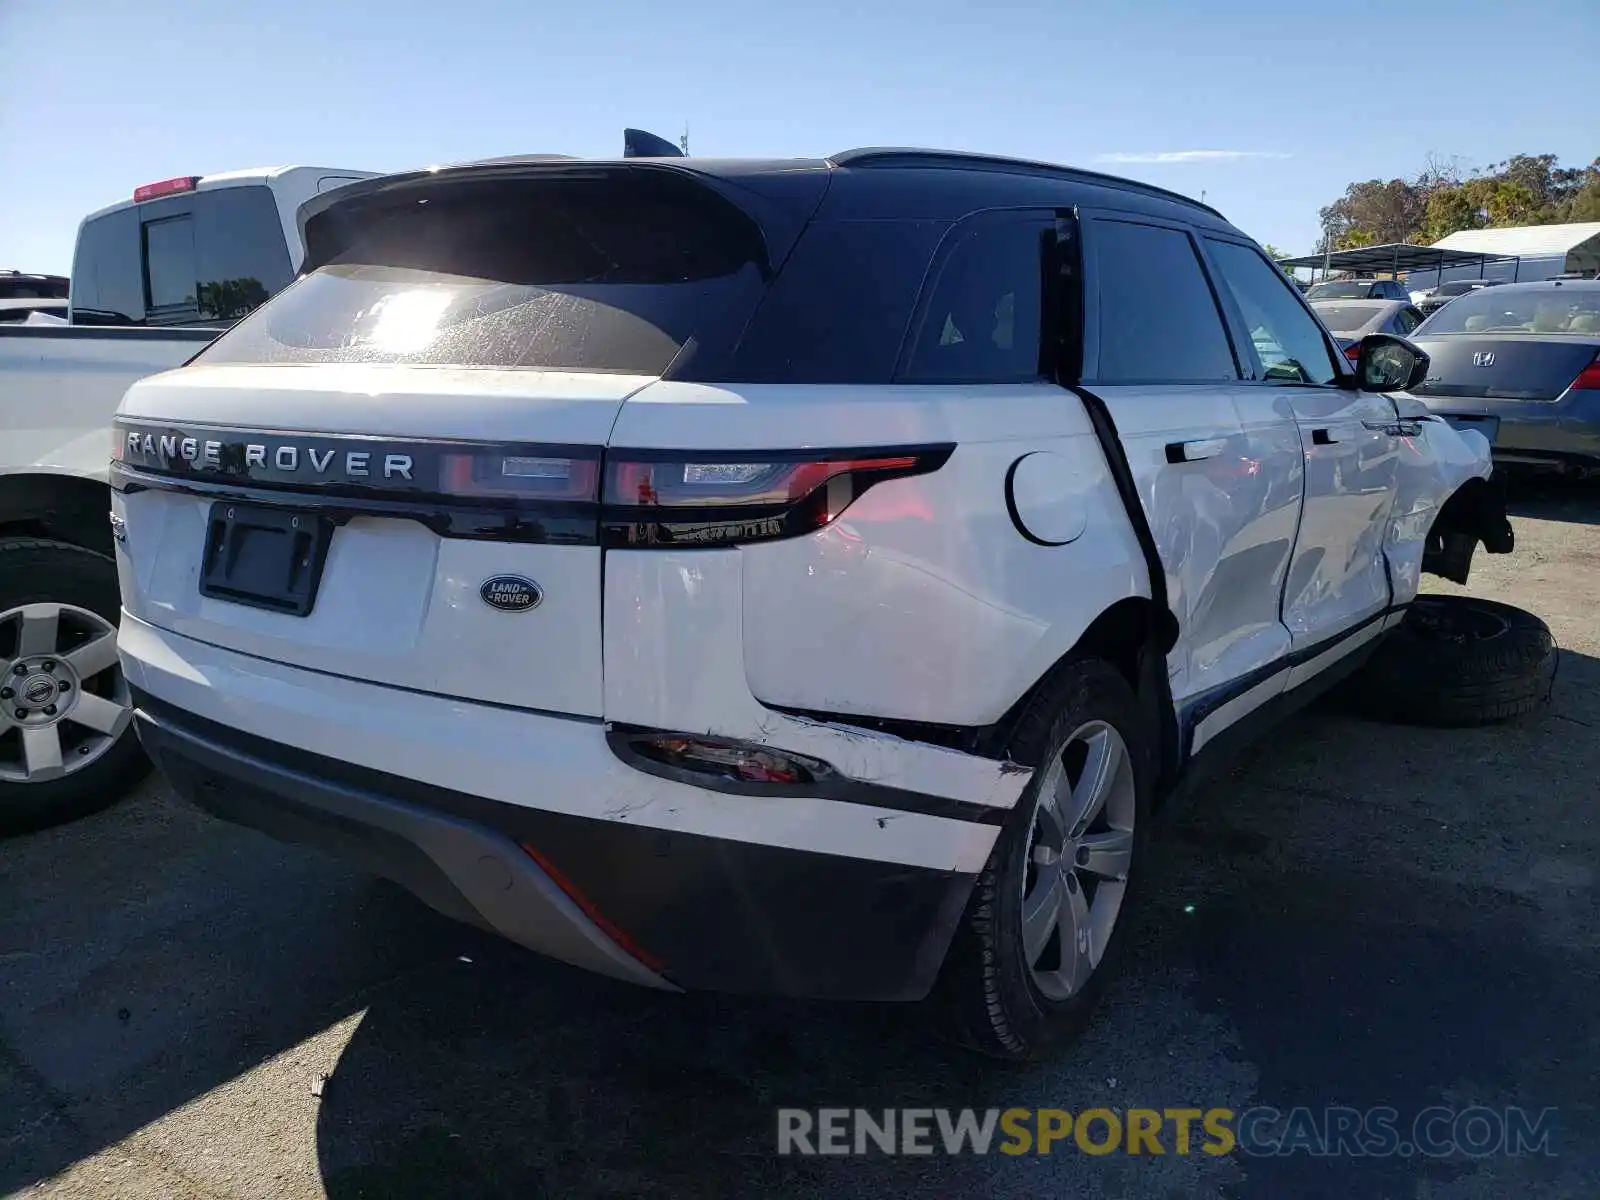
top-left (1355, 333), bottom-right (1430, 393)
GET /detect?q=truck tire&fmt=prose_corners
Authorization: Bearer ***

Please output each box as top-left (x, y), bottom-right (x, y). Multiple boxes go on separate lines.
top-left (0, 538), bottom-right (148, 835)
top-left (935, 658), bottom-right (1154, 1061)
top-left (1345, 594), bottom-right (1556, 728)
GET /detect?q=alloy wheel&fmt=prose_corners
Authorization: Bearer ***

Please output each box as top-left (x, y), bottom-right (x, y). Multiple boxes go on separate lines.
top-left (0, 603), bottom-right (132, 785)
top-left (1020, 720), bottom-right (1138, 1000)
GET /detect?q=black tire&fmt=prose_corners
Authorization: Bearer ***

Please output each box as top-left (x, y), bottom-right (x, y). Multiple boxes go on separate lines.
top-left (0, 538), bottom-right (149, 836)
top-left (934, 658), bottom-right (1154, 1061)
top-left (1343, 594), bottom-right (1556, 728)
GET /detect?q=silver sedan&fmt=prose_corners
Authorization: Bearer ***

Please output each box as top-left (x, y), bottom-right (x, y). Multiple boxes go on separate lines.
top-left (1310, 299), bottom-right (1426, 365)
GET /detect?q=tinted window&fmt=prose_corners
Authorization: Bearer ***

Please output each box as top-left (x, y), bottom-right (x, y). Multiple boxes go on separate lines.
top-left (1312, 301), bottom-right (1385, 333)
top-left (1395, 307), bottom-right (1422, 334)
top-left (1206, 239), bottom-right (1341, 385)
top-left (1089, 219), bottom-right (1237, 383)
top-left (902, 214), bottom-right (1046, 383)
top-left (696, 219), bottom-right (946, 384)
top-left (69, 206), bottom-right (144, 325)
top-left (1307, 280), bottom-right (1377, 299)
top-left (72, 185), bottom-right (293, 327)
top-left (199, 176), bottom-right (767, 375)
top-left (192, 186), bottom-right (295, 321)
top-left (144, 217), bottom-right (197, 309)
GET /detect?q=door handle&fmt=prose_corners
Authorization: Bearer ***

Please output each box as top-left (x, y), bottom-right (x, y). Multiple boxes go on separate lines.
top-left (1164, 437), bottom-right (1228, 464)
top-left (1311, 428), bottom-right (1339, 445)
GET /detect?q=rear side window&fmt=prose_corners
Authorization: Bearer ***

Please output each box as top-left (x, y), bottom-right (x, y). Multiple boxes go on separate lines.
top-left (696, 218), bottom-right (947, 384)
top-left (1088, 219), bottom-right (1237, 383)
top-left (900, 213), bottom-right (1048, 383)
top-left (199, 176), bottom-right (767, 375)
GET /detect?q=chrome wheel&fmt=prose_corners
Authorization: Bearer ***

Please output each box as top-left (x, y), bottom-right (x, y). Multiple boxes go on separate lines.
top-left (0, 603), bottom-right (131, 785)
top-left (1021, 720), bottom-right (1137, 1001)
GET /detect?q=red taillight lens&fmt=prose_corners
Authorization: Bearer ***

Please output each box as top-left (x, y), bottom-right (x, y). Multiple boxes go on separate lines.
top-left (1569, 356), bottom-right (1600, 391)
top-left (1343, 342), bottom-right (1362, 363)
top-left (600, 446), bottom-right (952, 548)
top-left (133, 176), bottom-right (199, 202)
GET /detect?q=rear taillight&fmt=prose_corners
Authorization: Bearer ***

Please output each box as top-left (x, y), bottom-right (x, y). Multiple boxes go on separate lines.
top-left (599, 446), bottom-right (953, 548)
top-left (1343, 343), bottom-right (1362, 363)
top-left (439, 451), bottom-right (600, 501)
top-left (617, 730), bottom-right (827, 785)
top-left (1569, 355), bottom-right (1600, 391)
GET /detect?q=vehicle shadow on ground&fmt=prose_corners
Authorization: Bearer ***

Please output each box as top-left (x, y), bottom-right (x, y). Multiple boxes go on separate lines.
top-left (311, 650), bottom-right (1600, 1200)
top-left (2, 651), bottom-right (1593, 1198)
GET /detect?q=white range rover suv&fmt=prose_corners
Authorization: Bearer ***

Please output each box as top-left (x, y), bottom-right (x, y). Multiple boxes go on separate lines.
top-left (109, 149), bottom-right (1513, 1059)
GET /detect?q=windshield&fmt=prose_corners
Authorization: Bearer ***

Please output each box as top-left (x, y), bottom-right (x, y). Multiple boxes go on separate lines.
top-left (197, 176), bottom-right (767, 374)
top-left (1307, 280), bottom-right (1375, 299)
top-left (1311, 301), bottom-right (1385, 333)
top-left (1417, 287), bottom-right (1600, 335)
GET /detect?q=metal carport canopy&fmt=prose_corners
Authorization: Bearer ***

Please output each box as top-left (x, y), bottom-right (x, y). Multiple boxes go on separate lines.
top-left (1276, 243), bottom-right (1520, 277)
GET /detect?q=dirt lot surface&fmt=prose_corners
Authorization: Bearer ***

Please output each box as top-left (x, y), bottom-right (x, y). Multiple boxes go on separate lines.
top-left (3, 484), bottom-right (1597, 1199)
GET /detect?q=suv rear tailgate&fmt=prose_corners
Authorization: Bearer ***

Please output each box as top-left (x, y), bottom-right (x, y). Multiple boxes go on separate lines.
top-left (116, 364), bottom-right (650, 717)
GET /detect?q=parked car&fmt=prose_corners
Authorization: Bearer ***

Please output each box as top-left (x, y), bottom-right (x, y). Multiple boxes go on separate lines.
top-left (1311, 299), bottom-right (1426, 363)
top-left (0, 270), bottom-right (69, 301)
top-left (1416, 278), bottom-right (1504, 319)
top-left (1306, 277), bottom-right (1411, 301)
top-left (0, 164), bottom-right (374, 834)
top-left (1408, 279), bottom-right (1600, 474)
top-left (0, 298), bottom-right (68, 323)
top-left (112, 147), bottom-right (1516, 1060)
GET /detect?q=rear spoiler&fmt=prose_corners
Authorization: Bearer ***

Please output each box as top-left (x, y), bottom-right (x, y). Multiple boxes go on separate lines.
top-left (296, 128), bottom-right (694, 265)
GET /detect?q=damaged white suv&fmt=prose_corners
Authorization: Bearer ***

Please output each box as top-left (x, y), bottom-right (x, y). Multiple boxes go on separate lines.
top-left (110, 148), bottom-right (1512, 1059)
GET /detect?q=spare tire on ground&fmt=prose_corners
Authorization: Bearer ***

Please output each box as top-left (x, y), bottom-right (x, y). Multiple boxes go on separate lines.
top-left (1340, 594), bottom-right (1557, 728)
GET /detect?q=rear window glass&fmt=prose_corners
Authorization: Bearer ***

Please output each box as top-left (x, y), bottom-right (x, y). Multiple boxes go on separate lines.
top-left (1311, 301), bottom-right (1385, 332)
top-left (1307, 280), bottom-right (1376, 299)
top-left (1418, 287), bottom-right (1600, 335)
top-left (198, 177), bottom-right (767, 375)
top-left (71, 185), bottom-right (292, 327)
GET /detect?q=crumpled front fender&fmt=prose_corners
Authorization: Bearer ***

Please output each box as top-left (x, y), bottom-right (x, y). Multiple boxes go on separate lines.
top-left (1386, 397), bottom-right (1510, 601)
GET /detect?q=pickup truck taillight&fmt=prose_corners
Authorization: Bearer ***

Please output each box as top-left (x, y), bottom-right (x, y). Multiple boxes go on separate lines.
top-left (599, 446), bottom-right (953, 548)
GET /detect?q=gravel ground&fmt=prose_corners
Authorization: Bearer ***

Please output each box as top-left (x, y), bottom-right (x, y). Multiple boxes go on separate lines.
top-left (3, 483), bottom-right (1597, 1199)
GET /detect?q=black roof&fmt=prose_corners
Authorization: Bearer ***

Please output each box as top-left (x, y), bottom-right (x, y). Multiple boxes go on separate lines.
top-left (298, 147), bottom-right (1233, 249)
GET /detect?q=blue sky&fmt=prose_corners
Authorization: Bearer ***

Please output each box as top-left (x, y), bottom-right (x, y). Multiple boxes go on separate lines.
top-left (2, 0), bottom-right (1594, 273)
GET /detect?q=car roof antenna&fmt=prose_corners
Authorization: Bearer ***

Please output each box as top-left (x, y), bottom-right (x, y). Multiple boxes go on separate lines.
top-left (623, 128), bottom-right (686, 158)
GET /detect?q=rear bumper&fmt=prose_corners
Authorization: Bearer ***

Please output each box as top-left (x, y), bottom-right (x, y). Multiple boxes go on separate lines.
top-left (121, 616), bottom-right (992, 1001)
top-left (1417, 391), bottom-right (1600, 468)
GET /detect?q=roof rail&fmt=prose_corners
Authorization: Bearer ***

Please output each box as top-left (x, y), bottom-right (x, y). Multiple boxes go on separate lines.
top-left (827, 147), bottom-right (1224, 219)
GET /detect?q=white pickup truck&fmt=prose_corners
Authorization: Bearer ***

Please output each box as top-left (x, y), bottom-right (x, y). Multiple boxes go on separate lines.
top-left (0, 165), bottom-right (373, 832)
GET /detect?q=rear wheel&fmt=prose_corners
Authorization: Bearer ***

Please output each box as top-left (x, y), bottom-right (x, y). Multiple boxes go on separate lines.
top-left (0, 539), bottom-right (147, 836)
top-left (936, 658), bottom-right (1153, 1061)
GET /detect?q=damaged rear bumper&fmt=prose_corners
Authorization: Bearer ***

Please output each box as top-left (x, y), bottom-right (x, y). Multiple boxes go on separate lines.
top-left (121, 615), bottom-right (1027, 1001)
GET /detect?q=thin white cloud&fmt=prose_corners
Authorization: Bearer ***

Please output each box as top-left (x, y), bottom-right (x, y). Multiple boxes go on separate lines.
top-left (1093, 150), bottom-right (1292, 165)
